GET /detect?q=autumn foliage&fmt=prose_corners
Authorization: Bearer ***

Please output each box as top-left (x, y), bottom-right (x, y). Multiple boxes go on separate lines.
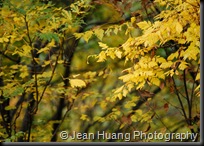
top-left (0, 0), bottom-right (200, 142)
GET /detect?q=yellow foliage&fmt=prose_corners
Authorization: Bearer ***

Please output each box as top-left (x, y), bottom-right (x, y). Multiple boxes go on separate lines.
top-left (137, 21), bottom-right (151, 30)
top-left (83, 31), bottom-right (93, 43)
top-left (97, 51), bottom-right (106, 62)
top-left (98, 42), bottom-right (108, 50)
top-left (94, 29), bottom-right (104, 41)
top-left (80, 114), bottom-right (90, 121)
top-left (19, 66), bottom-right (29, 79)
top-left (69, 79), bottom-right (86, 88)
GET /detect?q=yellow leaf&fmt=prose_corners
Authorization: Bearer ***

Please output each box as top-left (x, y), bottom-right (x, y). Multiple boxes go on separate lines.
top-left (0, 72), bottom-right (4, 76)
top-left (124, 101), bottom-right (136, 109)
top-left (0, 38), bottom-right (3, 43)
top-left (119, 123), bottom-right (125, 129)
top-left (117, 93), bottom-right (123, 100)
top-left (107, 50), bottom-right (116, 59)
top-left (69, 79), bottom-right (86, 88)
top-left (195, 72), bottom-right (200, 81)
top-left (47, 39), bottom-right (56, 47)
top-left (80, 114), bottom-right (89, 121)
top-left (93, 116), bottom-right (105, 122)
top-left (42, 60), bottom-right (51, 67)
top-left (136, 109), bottom-right (143, 115)
top-left (97, 51), bottom-right (106, 62)
top-left (13, 17), bottom-right (21, 22)
top-left (176, 22), bottom-right (183, 33)
top-left (114, 85), bottom-right (124, 93)
top-left (131, 115), bottom-right (138, 122)
top-left (167, 51), bottom-right (178, 61)
top-left (131, 17), bottom-right (136, 24)
top-left (98, 70), bottom-right (104, 76)
top-left (94, 29), bottom-right (104, 41)
top-left (20, 66), bottom-right (29, 79)
top-left (156, 71), bottom-right (165, 79)
top-left (83, 31), bottom-right (93, 42)
top-left (37, 47), bottom-right (50, 54)
top-left (178, 61), bottom-right (188, 70)
top-left (123, 88), bottom-right (129, 97)
top-left (100, 101), bottom-right (107, 109)
top-left (39, 70), bottom-right (53, 78)
top-left (74, 32), bottom-right (83, 39)
top-left (3, 37), bottom-right (9, 42)
top-left (10, 65), bottom-right (19, 69)
top-left (137, 21), bottom-right (151, 30)
top-left (144, 33), bottom-right (159, 46)
top-left (0, 37), bottom-right (9, 43)
top-left (98, 42), bottom-right (108, 49)
top-left (113, 27), bottom-right (118, 34)
top-left (156, 57), bottom-right (166, 63)
top-left (148, 61), bottom-right (158, 68)
top-left (160, 61), bottom-right (173, 69)
top-left (115, 50), bottom-right (122, 58)
top-left (22, 45), bottom-right (32, 55)
top-left (119, 74), bottom-right (133, 82)
top-left (56, 60), bottom-right (64, 64)
top-left (182, 43), bottom-right (200, 60)
top-left (127, 83), bottom-right (134, 91)
top-left (150, 77), bottom-right (160, 86)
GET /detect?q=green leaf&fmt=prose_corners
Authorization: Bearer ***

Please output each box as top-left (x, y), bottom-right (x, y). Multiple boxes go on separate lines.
top-left (39, 32), bottom-right (59, 42)
top-left (18, 8), bottom-right (26, 15)
top-left (156, 48), bottom-right (167, 58)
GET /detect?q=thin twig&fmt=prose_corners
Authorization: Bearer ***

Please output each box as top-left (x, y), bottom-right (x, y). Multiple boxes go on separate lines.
top-left (24, 14), bottom-right (38, 142)
top-left (51, 99), bottom-right (75, 140)
top-left (24, 14), bottom-right (39, 109)
top-left (172, 76), bottom-right (189, 125)
top-left (37, 50), bottom-right (61, 105)
top-left (183, 69), bottom-right (192, 124)
top-left (0, 51), bottom-right (19, 63)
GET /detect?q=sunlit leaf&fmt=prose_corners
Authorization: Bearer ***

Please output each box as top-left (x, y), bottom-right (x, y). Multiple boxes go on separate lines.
top-left (94, 29), bottom-right (104, 41)
top-left (69, 79), bottom-right (86, 88)
top-left (83, 31), bottom-right (93, 43)
top-left (176, 22), bottom-right (183, 33)
top-left (80, 114), bottom-right (90, 121)
top-left (137, 21), bottom-right (151, 30)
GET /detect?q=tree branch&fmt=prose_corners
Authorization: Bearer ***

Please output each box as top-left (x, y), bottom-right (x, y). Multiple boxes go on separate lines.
top-left (183, 69), bottom-right (192, 125)
top-left (172, 76), bottom-right (189, 125)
